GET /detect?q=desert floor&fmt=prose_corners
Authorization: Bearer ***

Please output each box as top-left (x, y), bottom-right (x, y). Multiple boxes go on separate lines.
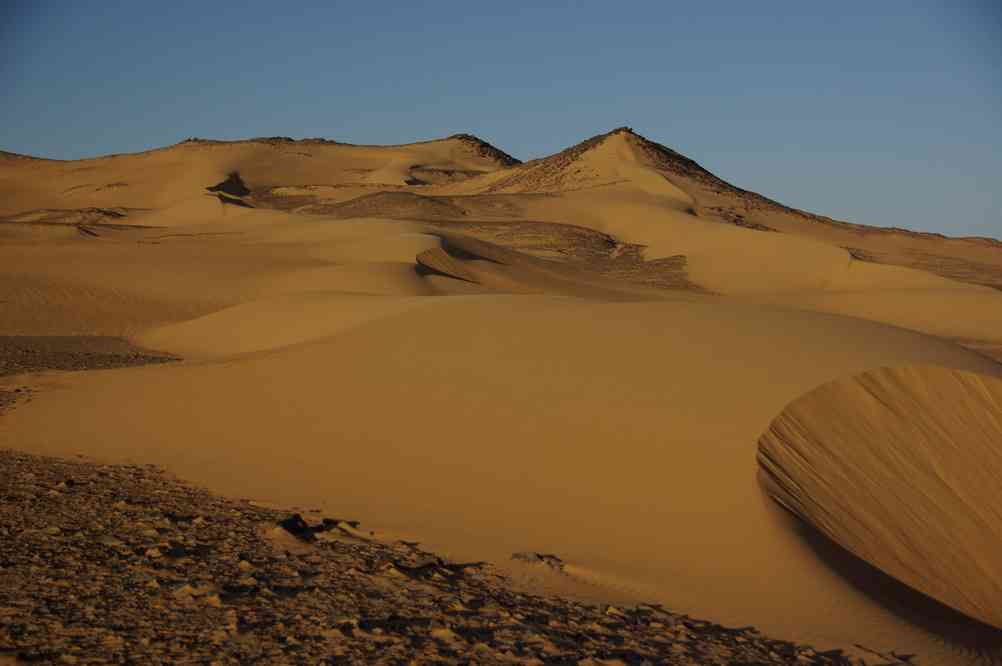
top-left (2, 129), bottom-right (1000, 664)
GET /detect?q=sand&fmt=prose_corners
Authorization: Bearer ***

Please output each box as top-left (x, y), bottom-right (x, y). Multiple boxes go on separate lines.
top-left (2, 128), bottom-right (1001, 664)
top-left (0, 449), bottom-right (860, 664)
top-left (759, 365), bottom-right (1002, 629)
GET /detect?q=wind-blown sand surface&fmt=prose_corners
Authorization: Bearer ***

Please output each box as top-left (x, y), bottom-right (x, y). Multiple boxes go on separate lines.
top-left (2, 128), bottom-right (1001, 664)
top-left (760, 366), bottom-right (1002, 630)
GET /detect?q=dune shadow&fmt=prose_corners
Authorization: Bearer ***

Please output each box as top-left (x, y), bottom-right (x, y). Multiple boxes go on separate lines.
top-left (774, 501), bottom-right (1002, 663)
top-left (214, 192), bottom-right (254, 208)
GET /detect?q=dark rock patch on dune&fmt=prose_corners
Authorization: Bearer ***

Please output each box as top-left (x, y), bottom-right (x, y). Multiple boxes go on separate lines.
top-left (309, 191), bottom-right (467, 220)
top-left (0, 335), bottom-right (176, 378)
top-left (207, 172), bottom-right (251, 198)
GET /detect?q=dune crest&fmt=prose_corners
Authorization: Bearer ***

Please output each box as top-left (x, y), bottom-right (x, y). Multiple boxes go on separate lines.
top-left (758, 365), bottom-right (1002, 629)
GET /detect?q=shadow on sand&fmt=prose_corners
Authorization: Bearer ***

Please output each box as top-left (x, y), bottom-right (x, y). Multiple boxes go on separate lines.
top-left (783, 512), bottom-right (1002, 664)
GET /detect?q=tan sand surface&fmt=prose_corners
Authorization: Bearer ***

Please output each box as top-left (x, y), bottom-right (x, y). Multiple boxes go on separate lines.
top-left (2, 129), bottom-right (1001, 664)
top-left (4, 293), bottom-right (1000, 664)
top-left (760, 365), bottom-right (1002, 629)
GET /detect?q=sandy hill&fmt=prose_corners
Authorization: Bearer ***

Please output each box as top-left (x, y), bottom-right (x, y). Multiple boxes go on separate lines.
top-left (433, 127), bottom-right (1002, 287)
top-left (0, 133), bottom-right (517, 223)
top-left (1, 127), bottom-right (1001, 665)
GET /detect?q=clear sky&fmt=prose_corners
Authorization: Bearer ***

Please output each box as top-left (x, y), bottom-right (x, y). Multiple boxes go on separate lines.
top-left (3, 1), bottom-right (1000, 237)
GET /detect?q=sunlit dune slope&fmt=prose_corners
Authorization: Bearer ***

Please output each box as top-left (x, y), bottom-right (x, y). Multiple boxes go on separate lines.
top-left (424, 129), bottom-right (1002, 350)
top-left (0, 134), bottom-right (516, 221)
top-left (434, 128), bottom-right (1000, 290)
top-left (4, 291), bottom-right (1001, 663)
top-left (758, 365), bottom-right (1002, 629)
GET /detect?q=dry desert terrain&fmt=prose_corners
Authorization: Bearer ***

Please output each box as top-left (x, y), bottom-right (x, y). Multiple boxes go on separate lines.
top-left (1, 128), bottom-right (1000, 664)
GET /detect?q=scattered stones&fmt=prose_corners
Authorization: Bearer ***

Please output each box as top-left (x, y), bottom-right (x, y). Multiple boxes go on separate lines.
top-left (0, 336), bottom-right (176, 379)
top-left (511, 551), bottom-right (566, 571)
top-left (0, 449), bottom-right (881, 664)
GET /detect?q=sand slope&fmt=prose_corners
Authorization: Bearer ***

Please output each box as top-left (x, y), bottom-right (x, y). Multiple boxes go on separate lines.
top-left (3, 127), bottom-right (1002, 663)
top-left (0, 134), bottom-right (516, 222)
top-left (420, 129), bottom-right (1002, 351)
top-left (4, 294), bottom-right (1001, 663)
top-left (759, 365), bottom-right (1002, 629)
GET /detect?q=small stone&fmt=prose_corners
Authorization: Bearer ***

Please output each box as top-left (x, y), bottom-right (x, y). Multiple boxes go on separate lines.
top-left (172, 584), bottom-right (196, 600)
top-left (430, 627), bottom-right (458, 642)
top-left (145, 548), bottom-right (162, 559)
top-left (238, 560), bottom-right (253, 572)
top-left (44, 526), bottom-right (61, 536)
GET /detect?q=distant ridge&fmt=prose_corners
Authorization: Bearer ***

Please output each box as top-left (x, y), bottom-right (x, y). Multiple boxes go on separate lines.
top-left (476, 126), bottom-right (638, 193)
top-left (176, 132), bottom-right (521, 167)
top-left (538, 126), bottom-right (828, 222)
top-left (445, 133), bottom-right (521, 167)
top-left (1, 128), bottom-right (998, 248)
top-left (0, 150), bottom-right (48, 161)
top-left (469, 126), bottom-right (748, 196)
top-left (1, 132), bottom-right (520, 165)
top-left (551, 128), bottom-right (1002, 246)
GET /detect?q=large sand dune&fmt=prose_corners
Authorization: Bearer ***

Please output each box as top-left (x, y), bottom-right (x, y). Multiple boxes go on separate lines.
top-left (2, 128), bottom-right (1001, 663)
top-left (759, 365), bottom-right (1002, 629)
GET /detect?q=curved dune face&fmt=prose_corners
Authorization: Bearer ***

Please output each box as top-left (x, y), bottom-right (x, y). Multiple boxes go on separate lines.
top-left (758, 365), bottom-right (1002, 629)
top-left (414, 233), bottom-right (673, 301)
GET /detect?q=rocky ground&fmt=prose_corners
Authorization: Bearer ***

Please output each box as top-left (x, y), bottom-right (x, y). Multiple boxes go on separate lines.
top-left (0, 449), bottom-right (919, 665)
top-left (0, 336), bottom-right (176, 378)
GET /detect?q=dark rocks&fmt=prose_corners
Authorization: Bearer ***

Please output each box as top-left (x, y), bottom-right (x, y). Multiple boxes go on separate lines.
top-left (205, 172), bottom-right (250, 198)
top-left (277, 513), bottom-right (316, 542)
top-left (512, 551), bottom-right (566, 571)
top-left (0, 450), bottom-right (875, 664)
top-left (0, 336), bottom-right (176, 380)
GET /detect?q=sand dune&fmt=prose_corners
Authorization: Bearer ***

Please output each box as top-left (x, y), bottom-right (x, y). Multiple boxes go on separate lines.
top-left (0, 134), bottom-right (516, 222)
top-left (415, 233), bottom-right (675, 300)
top-left (2, 127), bottom-right (1001, 663)
top-left (759, 365), bottom-right (1002, 629)
top-left (5, 293), bottom-right (1001, 663)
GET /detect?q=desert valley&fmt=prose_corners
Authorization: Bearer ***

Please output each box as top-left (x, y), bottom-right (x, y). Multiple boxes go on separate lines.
top-left (1, 127), bottom-right (1001, 664)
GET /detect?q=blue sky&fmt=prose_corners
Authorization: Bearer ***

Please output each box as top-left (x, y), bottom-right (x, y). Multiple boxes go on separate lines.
top-left (3, 1), bottom-right (999, 237)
